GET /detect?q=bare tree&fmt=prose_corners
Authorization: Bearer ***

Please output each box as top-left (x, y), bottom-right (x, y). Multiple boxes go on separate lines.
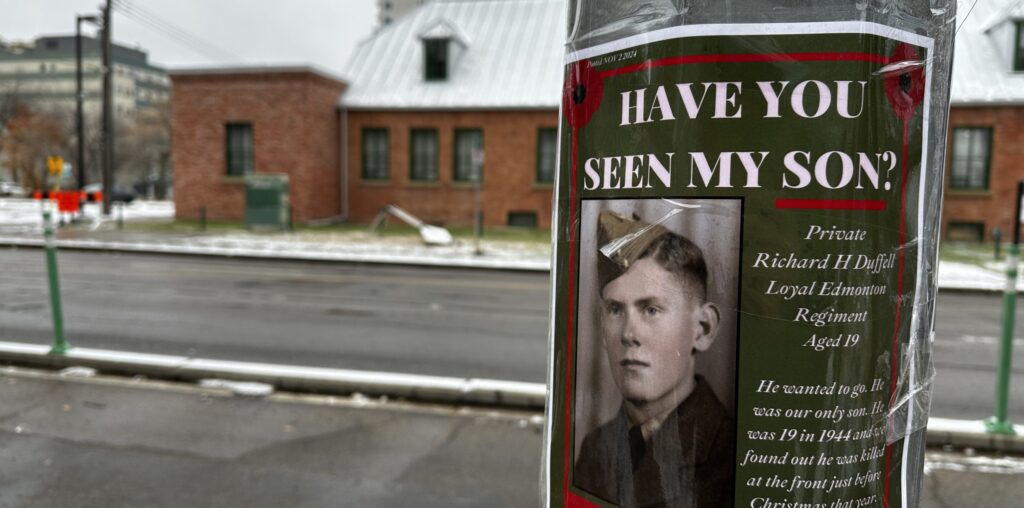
top-left (1, 104), bottom-right (67, 190)
top-left (0, 83), bottom-right (25, 177)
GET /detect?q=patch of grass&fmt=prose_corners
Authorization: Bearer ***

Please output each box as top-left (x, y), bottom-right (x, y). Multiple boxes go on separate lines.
top-left (939, 241), bottom-right (1002, 267)
top-left (120, 219), bottom-right (242, 234)
top-left (444, 226), bottom-right (552, 243)
top-left (121, 219), bottom-right (552, 244)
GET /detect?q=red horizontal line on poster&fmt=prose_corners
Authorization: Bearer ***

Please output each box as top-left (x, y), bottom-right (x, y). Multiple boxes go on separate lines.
top-left (775, 198), bottom-right (887, 210)
top-left (599, 52), bottom-right (890, 78)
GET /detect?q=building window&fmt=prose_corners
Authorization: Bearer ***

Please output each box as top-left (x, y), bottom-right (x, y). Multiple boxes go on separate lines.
top-left (410, 129), bottom-right (438, 181)
top-left (1016, 22), bottom-right (1024, 71)
top-left (362, 128), bottom-right (389, 180)
top-left (947, 221), bottom-right (984, 243)
top-left (453, 129), bottom-right (482, 182)
top-left (536, 128), bottom-right (557, 183)
top-left (424, 39), bottom-right (449, 81)
top-left (508, 211), bottom-right (538, 228)
top-left (949, 127), bottom-right (992, 190)
top-left (225, 123), bottom-right (254, 176)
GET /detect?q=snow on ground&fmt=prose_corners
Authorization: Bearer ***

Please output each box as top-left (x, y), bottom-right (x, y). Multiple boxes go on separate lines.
top-left (0, 198), bottom-right (174, 233)
top-left (0, 198), bottom-right (550, 271)
top-left (937, 261), bottom-right (1009, 292)
top-left (0, 197), bottom-right (1016, 288)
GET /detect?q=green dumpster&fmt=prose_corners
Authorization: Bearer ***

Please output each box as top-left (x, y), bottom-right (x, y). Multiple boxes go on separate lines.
top-left (244, 173), bottom-right (290, 231)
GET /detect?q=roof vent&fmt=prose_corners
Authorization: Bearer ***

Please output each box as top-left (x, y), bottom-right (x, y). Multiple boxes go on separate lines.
top-left (418, 18), bottom-right (469, 82)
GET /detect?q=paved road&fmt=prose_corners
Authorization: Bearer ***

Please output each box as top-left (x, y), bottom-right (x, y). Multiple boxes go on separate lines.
top-left (1, 248), bottom-right (1022, 422)
top-left (0, 369), bottom-right (1019, 508)
top-left (932, 291), bottom-right (1024, 422)
top-left (0, 248), bottom-right (550, 382)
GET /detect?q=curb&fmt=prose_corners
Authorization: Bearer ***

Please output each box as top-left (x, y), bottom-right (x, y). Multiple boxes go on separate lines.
top-left (0, 341), bottom-right (546, 409)
top-left (1, 237), bottom-right (1017, 291)
top-left (3, 341), bottom-right (1023, 452)
top-left (0, 237), bottom-right (551, 273)
top-left (925, 417), bottom-right (1024, 453)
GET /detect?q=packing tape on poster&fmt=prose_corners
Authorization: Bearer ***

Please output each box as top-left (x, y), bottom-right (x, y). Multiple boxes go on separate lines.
top-left (886, 335), bottom-right (936, 445)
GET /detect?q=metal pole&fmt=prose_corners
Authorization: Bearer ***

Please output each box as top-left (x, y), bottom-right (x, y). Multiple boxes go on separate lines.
top-left (76, 17), bottom-right (84, 192)
top-left (42, 209), bottom-right (69, 355)
top-left (75, 14), bottom-right (98, 195)
top-left (472, 147), bottom-right (483, 256)
top-left (473, 171), bottom-right (482, 256)
top-left (101, 1), bottom-right (113, 216)
top-left (987, 180), bottom-right (1023, 435)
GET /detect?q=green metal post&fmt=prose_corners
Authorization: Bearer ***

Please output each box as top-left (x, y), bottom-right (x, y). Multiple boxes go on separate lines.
top-left (43, 209), bottom-right (69, 355)
top-left (986, 181), bottom-right (1023, 435)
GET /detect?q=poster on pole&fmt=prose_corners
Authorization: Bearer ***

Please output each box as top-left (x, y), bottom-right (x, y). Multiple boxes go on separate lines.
top-left (545, 21), bottom-right (948, 508)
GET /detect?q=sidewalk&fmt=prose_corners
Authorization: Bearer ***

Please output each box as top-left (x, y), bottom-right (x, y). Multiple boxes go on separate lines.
top-left (0, 366), bottom-right (543, 508)
top-left (3, 340), bottom-right (1023, 456)
top-left (1, 366), bottom-right (1021, 508)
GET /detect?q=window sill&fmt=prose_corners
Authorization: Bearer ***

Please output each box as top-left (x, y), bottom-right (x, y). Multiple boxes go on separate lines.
top-left (222, 175), bottom-right (247, 184)
top-left (533, 182), bottom-right (554, 189)
top-left (360, 179), bottom-right (392, 186)
top-left (451, 180), bottom-right (480, 188)
top-left (947, 188), bottom-right (991, 197)
top-left (407, 181), bottom-right (440, 188)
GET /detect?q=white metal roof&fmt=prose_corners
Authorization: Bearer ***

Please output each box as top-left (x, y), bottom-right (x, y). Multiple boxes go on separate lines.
top-left (340, 0), bottom-right (566, 110)
top-left (169, 64), bottom-right (346, 84)
top-left (952, 0), bottom-right (1024, 105)
top-left (342, 0), bottom-right (1024, 109)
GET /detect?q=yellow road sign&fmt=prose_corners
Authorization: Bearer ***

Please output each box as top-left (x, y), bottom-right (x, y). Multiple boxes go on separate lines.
top-left (47, 156), bottom-right (65, 175)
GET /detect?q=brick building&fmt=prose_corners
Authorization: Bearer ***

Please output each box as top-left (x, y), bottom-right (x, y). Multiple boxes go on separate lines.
top-left (171, 0), bottom-right (1024, 235)
top-left (170, 0), bottom-right (563, 228)
top-left (341, 0), bottom-right (564, 228)
top-left (170, 67), bottom-right (346, 223)
top-left (942, 0), bottom-right (1024, 242)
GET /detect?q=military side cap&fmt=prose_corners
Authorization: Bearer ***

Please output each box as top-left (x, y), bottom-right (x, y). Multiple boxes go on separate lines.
top-left (596, 210), bottom-right (671, 291)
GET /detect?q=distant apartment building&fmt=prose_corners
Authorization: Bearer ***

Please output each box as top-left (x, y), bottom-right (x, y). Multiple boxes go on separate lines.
top-left (0, 35), bottom-right (169, 119)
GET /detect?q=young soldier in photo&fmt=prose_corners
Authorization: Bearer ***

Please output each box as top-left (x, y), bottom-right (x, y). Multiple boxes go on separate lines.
top-left (575, 210), bottom-right (735, 507)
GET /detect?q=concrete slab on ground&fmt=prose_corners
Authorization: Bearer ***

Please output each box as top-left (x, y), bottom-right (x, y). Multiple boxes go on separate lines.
top-left (0, 368), bottom-right (544, 508)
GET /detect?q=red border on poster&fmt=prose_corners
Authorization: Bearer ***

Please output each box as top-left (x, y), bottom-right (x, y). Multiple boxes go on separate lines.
top-left (562, 48), bottom-right (920, 507)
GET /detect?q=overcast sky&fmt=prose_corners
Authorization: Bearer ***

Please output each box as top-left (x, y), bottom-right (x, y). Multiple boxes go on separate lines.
top-left (0, 0), bottom-right (378, 77)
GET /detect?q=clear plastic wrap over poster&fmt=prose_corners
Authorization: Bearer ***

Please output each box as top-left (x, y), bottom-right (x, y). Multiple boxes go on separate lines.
top-left (544, 1), bottom-right (956, 508)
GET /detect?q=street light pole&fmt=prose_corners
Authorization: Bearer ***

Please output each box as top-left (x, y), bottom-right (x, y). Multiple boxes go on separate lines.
top-left (76, 14), bottom-right (99, 193)
top-left (101, 0), bottom-right (113, 216)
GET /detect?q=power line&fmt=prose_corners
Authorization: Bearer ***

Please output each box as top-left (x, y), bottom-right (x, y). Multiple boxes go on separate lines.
top-left (111, 0), bottom-right (245, 63)
top-left (113, 0), bottom-right (242, 62)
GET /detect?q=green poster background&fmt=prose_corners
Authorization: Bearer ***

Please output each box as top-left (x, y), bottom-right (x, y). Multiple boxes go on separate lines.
top-left (548, 26), bottom-right (930, 508)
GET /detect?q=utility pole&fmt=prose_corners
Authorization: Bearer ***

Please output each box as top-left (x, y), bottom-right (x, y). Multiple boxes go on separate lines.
top-left (101, 0), bottom-right (113, 216)
top-left (76, 14), bottom-right (99, 194)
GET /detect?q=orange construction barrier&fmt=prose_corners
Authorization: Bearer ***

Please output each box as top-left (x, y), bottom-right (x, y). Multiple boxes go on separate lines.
top-left (55, 191), bottom-right (80, 213)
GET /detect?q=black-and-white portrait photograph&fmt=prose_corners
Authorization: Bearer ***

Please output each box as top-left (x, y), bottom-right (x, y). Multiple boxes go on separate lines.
top-left (573, 198), bottom-right (741, 507)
